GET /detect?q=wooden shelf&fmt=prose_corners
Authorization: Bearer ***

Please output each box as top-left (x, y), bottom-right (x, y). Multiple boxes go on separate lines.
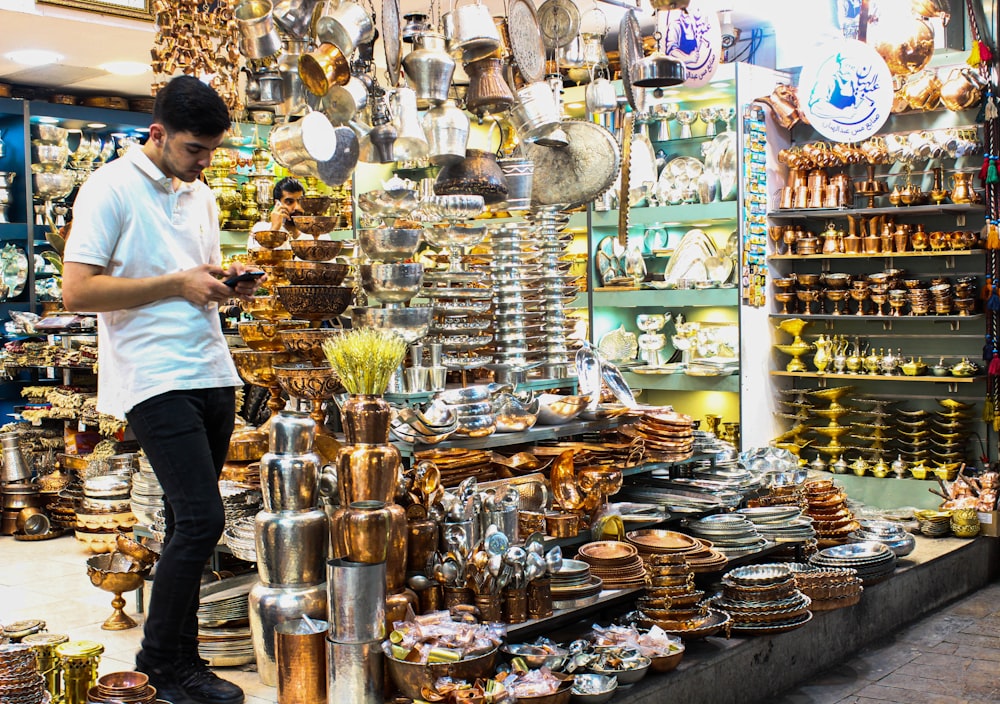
top-left (767, 203), bottom-right (984, 219)
top-left (769, 313), bottom-right (982, 322)
top-left (768, 249), bottom-right (983, 261)
top-left (770, 370), bottom-right (980, 383)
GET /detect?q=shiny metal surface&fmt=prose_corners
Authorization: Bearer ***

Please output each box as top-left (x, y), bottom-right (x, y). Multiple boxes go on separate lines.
top-left (327, 559), bottom-right (386, 642)
top-left (327, 639), bottom-right (383, 704)
top-left (357, 228), bottom-right (424, 261)
top-left (268, 411), bottom-right (317, 455)
top-left (259, 452), bottom-right (321, 511)
top-left (249, 581), bottom-right (328, 686)
top-left (359, 262), bottom-right (425, 304)
top-left (255, 509), bottom-right (329, 586)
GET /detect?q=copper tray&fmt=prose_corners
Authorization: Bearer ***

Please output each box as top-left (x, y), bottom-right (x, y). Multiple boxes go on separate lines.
top-left (626, 529), bottom-right (699, 553)
top-left (578, 540), bottom-right (638, 563)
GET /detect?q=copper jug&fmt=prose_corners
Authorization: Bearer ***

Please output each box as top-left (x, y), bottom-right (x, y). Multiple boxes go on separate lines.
top-left (902, 69), bottom-right (942, 111)
top-left (951, 172), bottom-right (976, 204)
top-left (831, 173), bottom-right (852, 207)
top-left (464, 57), bottom-right (514, 116)
top-left (940, 67), bottom-right (984, 111)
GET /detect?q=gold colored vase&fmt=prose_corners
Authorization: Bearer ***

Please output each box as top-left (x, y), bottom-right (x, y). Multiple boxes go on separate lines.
top-left (342, 500), bottom-right (391, 564)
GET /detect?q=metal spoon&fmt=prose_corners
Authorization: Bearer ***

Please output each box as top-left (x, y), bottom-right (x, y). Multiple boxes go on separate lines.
top-left (545, 546), bottom-right (563, 574)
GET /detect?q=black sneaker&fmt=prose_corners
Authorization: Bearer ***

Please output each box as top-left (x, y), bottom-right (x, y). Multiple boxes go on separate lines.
top-left (175, 655), bottom-right (245, 704)
top-left (135, 659), bottom-right (197, 704)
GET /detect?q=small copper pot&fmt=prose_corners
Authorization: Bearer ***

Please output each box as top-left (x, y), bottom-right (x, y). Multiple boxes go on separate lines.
top-left (545, 512), bottom-right (579, 538)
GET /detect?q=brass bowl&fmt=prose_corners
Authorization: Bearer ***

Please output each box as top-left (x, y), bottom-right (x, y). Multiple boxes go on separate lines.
top-left (238, 319), bottom-right (311, 351)
top-left (385, 648), bottom-right (498, 700)
top-left (273, 363), bottom-right (341, 401)
top-left (282, 261), bottom-right (349, 286)
top-left (231, 349), bottom-right (294, 386)
top-left (299, 196), bottom-right (333, 215)
top-left (648, 648), bottom-right (685, 673)
top-left (241, 295), bottom-right (293, 322)
top-left (115, 532), bottom-right (159, 567)
top-left (280, 328), bottom-right (343, 364)
top-left (276, 285), bottom-right (354, 324)
top-left (86, 553), bottom-right (148, 630)
top-left (250, 248), bottom-right (294, 266)
top-left (289, 238), bottom-right (347, 261)
top-left (796, 273), bottom-right (821, 288)
top-left (291, 215), bottom-right (342, 236)
top-left (97, 670), bottom-right (149, 693)
top-left (253, 229), bottom-right (290, 249)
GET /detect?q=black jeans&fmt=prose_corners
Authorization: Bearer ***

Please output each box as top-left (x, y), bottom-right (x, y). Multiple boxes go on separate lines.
top-left (126, 387), bottom-right (235, 667)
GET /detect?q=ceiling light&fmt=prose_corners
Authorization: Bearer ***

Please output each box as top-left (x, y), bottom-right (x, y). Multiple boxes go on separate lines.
top-left (134, 127), bottom-right (150, 133)
top-left (86, 122), bottom-right (107, 129)
top-left (35, 116), bottom-right (61, 124)
top-left (98, 61), bottom-right (150, 76)
top-left (6, 49), bottom-right (63, 66)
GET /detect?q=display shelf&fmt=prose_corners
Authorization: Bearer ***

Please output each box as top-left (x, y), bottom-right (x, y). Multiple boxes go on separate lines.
top-left (770, 370), bottom-right (979, 383)
top-left (505, 587), bottom-right (643, 640)
top-left (622, 370), bottom-right (739, 393)
top-left (0, 223), bottom-right (29, 241)
top-left (0, 98), bottom-right (25, 116)
top-left (768, 249), bottom-right (983, 261)
top-left (769, 313), bottom-right (982, 322)
top-left (27, 101), bottom-right (153, 132)
top-left (393, 417), bottom-right (624, 456)
top-left (385, 377), bottom-right (579, 405)
top-left (591, 288), bottom-right (738, 308)
top-left (767, 203), bottom-right (984, 219)
top-left (591, 202), bottom-right (738, 228)
top-left (475, 211), bottom-right (588, 230)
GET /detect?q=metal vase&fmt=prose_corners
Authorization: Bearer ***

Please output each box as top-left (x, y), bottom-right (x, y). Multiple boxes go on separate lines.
top-left (255, 509), bottom-right (329, 586)
top-left (327, 559), bottom-right (386, 642)
top-left (249, 581), bottom-right (328, 686)
top-left (342, 501), bottom-right (391, 564)
top-left (269, 411), bottom-right (317, 455)
top-left (276, 619), bottom-right (329, 704)
top-left (326, 639), bottom-right (383, 704)
top-left (0, 432), bottom-right (30, 484)
top-left (234, 0), bottom-right (282, 59)
top-left (497, 157), bottom-right (533, 210)
top-left (260, 452), bottom-right (321, 511)
top-left (463, 57), bottom-right (514, 116)
top-left (391, 86), bottom-right (429, 161)
top-left (272, 0), bottom-right (319, 39)
top-left (423, 99), bottom-right (469, 166)
top-left (403, 32), bottom-right (456, 107)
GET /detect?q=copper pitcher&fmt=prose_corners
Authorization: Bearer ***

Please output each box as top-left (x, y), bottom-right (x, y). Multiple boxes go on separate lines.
top-left (464, 57), bottom-right (514, 116)
top-left (941, 67), bottom-right (984, 111)
top-left (902, 69), bottom-right (941, 111)
top-left (951, 172), bottom-right (977, 204)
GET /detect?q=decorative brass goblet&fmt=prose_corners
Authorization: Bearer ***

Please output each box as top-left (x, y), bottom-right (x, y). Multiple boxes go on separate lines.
top-left (774, 292), bottom-right (796, 314)
top-left (276, 285), bottom-right (354, 326)
top-left (87, 553), bottom-right (148, 630)
top-left (238, 319), bottom-right (310, 351)
top-left (888, 290), bottom-right (907, 317)
top-left (849, 285), bottom-right (870, 316)
top-left (280, 328), bottom-right (343, 364)
top-left (869, 287), bottom-right (888, 316)
top-left (825, 289), bottom-right (848, 315)
top-left (253, 229), bottom-right (289, 249)
top-left (273, 362), bottom-right (344, 462)
top-left (796, 289), bottom-right (820, 315)
top-left (774, 318), bottom-right (814, 373)
top-left (231, 349), bottom-right (294, 421)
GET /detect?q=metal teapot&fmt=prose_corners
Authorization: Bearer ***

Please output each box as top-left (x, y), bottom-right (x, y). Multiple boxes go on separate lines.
top-left (940, 67), bottom-right (985, 111)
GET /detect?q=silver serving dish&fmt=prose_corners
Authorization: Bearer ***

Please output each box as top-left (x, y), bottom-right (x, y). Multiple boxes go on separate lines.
top-left (436, 385), bottom-right (491, 404)
top-left (358, 227), bottom-right (423, 261)
top-left (421, 194), bottom-right (486, 221)
top-left (818, 541), bottom-right (893, 561)
top-left (359, 262), bottom-right (424, 304)
top-left (501, 643), bottom-right (568, 669)
top-left (725, 563), bottom-right (793, 587)
top-left (351, 306), bottom-right (432, 344)
top-left (358, 187), bottom-right (420, 218)
top-left (535, 393), bottom-right (588, 425)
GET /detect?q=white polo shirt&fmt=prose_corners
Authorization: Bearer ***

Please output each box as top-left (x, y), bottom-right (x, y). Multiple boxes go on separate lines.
top-left (63, 147), bottom-right (242, 419)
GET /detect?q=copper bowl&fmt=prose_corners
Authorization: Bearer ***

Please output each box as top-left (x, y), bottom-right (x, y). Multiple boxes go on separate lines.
top-left (796, 273), bottom-right (821, 288)
top-left (282, 261), bottom-right (349, 286)
top-left (822, 273), bottom-right (851, 289)
top-left (291, 215), bottom-right (342, 237)
top-left (289, 238), bottom-right (347, 261)
top-left (280, 327), bottom-right (343, 363)
top-left (97, 670), bottom-right (150, 694)
top-left (241, 295), bottom-right (293, 322)
top-left (231, 349), bottom-right (294, 386)
top-left (298, 196), bottom-right (334, 215)
top-left (276, 285), bottom-right (354, 324)
top-left (238, 319), bottom-right (311, 351)
top-left (385, 647), bottom-right (498, 700)
top-left (649, 648), bottom-right (685, 673)
top-left (253, 229), bottom-right (290, 249)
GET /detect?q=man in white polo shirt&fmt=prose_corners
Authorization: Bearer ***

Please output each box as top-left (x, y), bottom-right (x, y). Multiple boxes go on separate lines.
top-left (62, 76), bottom-right (257, 704)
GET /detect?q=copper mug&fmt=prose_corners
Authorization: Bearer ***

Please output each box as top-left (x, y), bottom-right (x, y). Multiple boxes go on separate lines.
top-left (545, 512), bottom-right (579, 538)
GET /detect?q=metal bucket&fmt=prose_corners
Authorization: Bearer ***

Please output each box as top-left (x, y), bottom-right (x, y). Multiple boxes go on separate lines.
top-left (326, 559), bottom-right (386, 642)
top-left (298, 43), bottom-right (351, 97)
top-left (497, 157), bottom-right (533, 210)
top-left (447, 0), bottom-right (501, 62)
top-left (511, 82), bottom-right (565, 146)
top-left (276, 619), bottom-right (329, 704)
top-left (269, 114), bottom-right (338, 166)
top-left (234, 0), bottom-right (282, 59)
top-left (326, 639), bottom-right (383, 704)
top-left (272, 0), bottom-right (319, 39)
top-left (249, 581), bottom-right (328, 686)
top-left (315, 0), bottom-right (375, 57)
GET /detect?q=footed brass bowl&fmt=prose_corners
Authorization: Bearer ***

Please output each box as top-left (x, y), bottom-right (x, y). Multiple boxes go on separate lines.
top-left (290, 238), bottom-right (347, 261)
top-left (231, 349), bottom-right (294, 386)
top-left (279, 328), bottom-right (343, 364)
top-left (298, 195), bottom-right (333, 215)
top-left (282, 261), bottom-right (349, 286)
top-left (276, 285), bottom-right (354, 324)
top-left (273, 363), bottom-right (342, 400)
top-left (238, 319), bottom-right (310, 351)
top-left (253, 229), bottom-right (289, 249)
top-left (241, 295), bottom-right (292, 322)
top-left (87, 553), bottom-right (148, 630)
top-left (291, 215), bottom-right (341, 236)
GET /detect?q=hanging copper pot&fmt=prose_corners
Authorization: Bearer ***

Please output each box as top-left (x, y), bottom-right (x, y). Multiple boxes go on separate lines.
top-left (434, 149), bottom-right (508, 204)
top-left (464, 57), bottom-right (515, 116)
top-left (869, 10), bottom-right (935, 76)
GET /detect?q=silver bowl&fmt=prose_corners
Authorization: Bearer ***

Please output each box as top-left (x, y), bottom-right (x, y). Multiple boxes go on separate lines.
top-left (571, 674), bottom-right (618, 704)
top-left (421, 194), bottom-right (486, 221)
top-left (424, 223), bottom-right (488, 249)
top-left (358, 187), bottom-right (420, 218)
top-left (435, 385), bottom-right (491, 404)
top-left (350, 306), bottom-right (432, 344)
top-left (535, 393), bottom-right (588, 425)
top-left (501, 643), bottom-right (568, 670)
top-left (32, 171), bottom-right (75, 199)
top-left (359, 262), bottom-right (424, 304)
top-left (358, 227), bottom-right (423, 262)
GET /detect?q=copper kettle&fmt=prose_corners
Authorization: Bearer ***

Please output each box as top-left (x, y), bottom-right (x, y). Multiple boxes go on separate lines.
top-left (940, 68), bottom-right (984, 111)
top-left (902, 69), bottom-right (941, 111)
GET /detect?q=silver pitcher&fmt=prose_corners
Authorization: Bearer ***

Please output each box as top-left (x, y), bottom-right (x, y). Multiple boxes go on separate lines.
top-left (315, 0), bottom-right (375, 57)
top-left (0, 431), bottom-right (30, 484)
top-left (249, 581), bottom-right (328, 686)
top-left (585, 74), bottom-right (617, 114)
top-left (403, 32), bottom-right (456, 107)
top-left (422, 99), bottom-right (469, 165)
top-left (391, 86), bottom-right (429, 161)
top-left (445, 0), bottom-right (502, 62)
top-left (234, 0), bottom-right (283, 60)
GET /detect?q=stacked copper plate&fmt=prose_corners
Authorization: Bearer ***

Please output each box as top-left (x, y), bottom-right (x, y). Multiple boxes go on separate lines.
top-left (88, 671), bottom-right (157, 703)
top-left (576, 541), bottom-right (646, 588)
top-left (636, 554), bottom-right (730, 639)
top-left (687, 514), bottom-right (768, 557)
top-left (530, 439), bottom-right (644, 469)
top-left (804, 480), bottom-right (858, 546)
top-left (625, 529), bottom-right (726, 572)
top-left (414, 448), bottom-right (495, 486)
top-left (786, 563), bottom-right (863, 611)
top-left (550, 558), bottom-right (604, 609)
top-left (619, 411), bottom-right (694, 462)
top-left (0, 643), bottom-right (48, 704)
top-left (712, 563), bottom-right (812, 635)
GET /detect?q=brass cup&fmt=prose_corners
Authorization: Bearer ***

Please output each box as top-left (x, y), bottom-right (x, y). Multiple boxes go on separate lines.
top-left (297, 42), bottom-right (351, 96)
top-left (518, 510), bottom-right (546, 536)
top-left (544, 512), bottom-right (579, 538)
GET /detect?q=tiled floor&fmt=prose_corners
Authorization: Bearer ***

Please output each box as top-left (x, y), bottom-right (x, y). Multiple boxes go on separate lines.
top-left (0, 535), bottom-right (277, 704)
top-left (773, 581), bottom-right (1000, 704)
top-left (4, 534), bottom-right (999, 704)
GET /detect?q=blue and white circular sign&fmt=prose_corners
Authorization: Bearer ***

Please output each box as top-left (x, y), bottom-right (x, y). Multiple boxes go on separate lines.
top-left (798, 39), bottom-right (894, 143)
top-left (662, 0), bottom-right (720, 88)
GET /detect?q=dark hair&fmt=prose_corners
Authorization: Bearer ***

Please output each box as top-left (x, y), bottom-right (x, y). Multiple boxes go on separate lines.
top-left (273, 177), bottom-right (304, 201)
top-left (152, 75), bottom-right (231, 137)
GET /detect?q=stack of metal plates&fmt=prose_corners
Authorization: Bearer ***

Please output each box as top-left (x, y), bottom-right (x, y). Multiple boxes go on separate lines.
top-left (218, 481), bottom-right (262, 528)
top-left (129, 467), bottom-right (164, 527)
top-left (688, 514), bottom-right (768, 557)
top-left (737, 506), bottom-right (816, 544)
top-left (712, 563), bottom-right (812, 635)
top-left (550, 558), bottom-right (603, 609)
top-left (809, 541), bottom-right (896, 585)
top-left (197, 574), bottom-right (255, 667)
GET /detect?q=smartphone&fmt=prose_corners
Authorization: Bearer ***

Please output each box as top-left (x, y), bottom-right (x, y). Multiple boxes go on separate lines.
top-left (223, 271), bottom-right (265, 288)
